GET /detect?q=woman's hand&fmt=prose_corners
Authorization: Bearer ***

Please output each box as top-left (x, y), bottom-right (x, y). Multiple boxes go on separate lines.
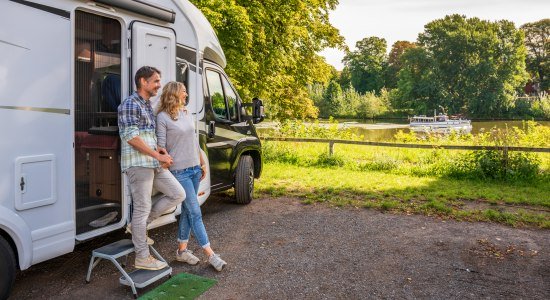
top-left (200, 165), bottom-right (207, 181)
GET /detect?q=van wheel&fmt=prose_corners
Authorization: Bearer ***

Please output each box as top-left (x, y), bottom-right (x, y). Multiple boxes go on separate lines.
top-left (235, 155), bottom-right (254, 204)
top-left (0, 236), bottom-right (16, 300)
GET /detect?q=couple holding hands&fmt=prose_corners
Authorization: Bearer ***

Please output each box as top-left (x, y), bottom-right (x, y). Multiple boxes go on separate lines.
top-left (118, 66), bottom-right (226, 272)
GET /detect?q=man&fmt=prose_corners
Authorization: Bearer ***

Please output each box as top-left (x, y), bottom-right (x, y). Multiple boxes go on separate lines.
top-left (118, 66), bottom-right (185, 270)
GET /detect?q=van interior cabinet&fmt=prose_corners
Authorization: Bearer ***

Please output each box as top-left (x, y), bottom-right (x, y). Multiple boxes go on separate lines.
top-left (82, 135), bottom-right (121, 202)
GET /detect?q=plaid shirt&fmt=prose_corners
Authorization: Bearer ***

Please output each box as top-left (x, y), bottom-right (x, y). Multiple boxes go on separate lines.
top-left (118, 92), bottom-right (160, 171)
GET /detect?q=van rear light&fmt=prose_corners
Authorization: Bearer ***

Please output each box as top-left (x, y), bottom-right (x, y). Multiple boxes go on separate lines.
top-left (198, 191), bottom-right (205, 196)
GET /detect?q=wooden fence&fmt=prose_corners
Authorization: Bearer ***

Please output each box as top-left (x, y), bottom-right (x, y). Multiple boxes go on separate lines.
top-left (261, 137), bottom-right (550, 155)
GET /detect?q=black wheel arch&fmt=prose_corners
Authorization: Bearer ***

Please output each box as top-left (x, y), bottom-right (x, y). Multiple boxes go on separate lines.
top-left (230, 141), bottom-right (262, 181)
top-left (0, 229), bottom-right (19, 269)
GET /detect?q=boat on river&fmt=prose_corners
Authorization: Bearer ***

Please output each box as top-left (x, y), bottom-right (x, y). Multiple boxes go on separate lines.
top-left (409, 112), bottom-right (472, 133)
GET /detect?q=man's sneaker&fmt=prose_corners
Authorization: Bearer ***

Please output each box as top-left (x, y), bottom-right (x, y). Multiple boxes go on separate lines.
top-left (125, 224), bottom-right (154, 245)
top-left (208, 254), bottom-right (227, 272)
top-left (176, 249), bottom-right (200, 265)
top-left (135, 255), bottom-right (168, 271)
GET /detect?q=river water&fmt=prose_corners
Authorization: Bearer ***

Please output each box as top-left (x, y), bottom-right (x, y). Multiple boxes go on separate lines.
top-left (257, 119), bottom-right (550, 142)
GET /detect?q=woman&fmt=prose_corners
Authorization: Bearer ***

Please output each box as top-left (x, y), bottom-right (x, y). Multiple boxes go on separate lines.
top-left (156, 81), bottom-right (227, 271)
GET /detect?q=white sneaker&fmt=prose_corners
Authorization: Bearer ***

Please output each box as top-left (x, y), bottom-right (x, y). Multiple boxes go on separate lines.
top-left (208, 254), bottom-right (227, 272)
top-left (135, 255), bottom-right (168, 271)
top-left (176, 249), bottom-right (200, 265)
top-left (125, 224), bottom-right (154, 245)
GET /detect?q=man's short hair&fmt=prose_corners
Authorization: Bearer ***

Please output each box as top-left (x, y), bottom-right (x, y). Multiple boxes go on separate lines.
top-left (134, 66), bottom-right (161, 89)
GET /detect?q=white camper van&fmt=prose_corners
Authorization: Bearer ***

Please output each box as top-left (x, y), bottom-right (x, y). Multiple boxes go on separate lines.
top-left (0, 0), bottom-right (264, 297)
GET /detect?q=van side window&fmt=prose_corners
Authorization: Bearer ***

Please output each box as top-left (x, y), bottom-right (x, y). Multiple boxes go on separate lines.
top-left (221, 76), bottom-right (238, 122)
top-left (206, 70), bottom-right (228, 120)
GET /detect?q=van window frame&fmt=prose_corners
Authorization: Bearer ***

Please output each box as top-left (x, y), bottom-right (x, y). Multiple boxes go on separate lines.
top-left (204, 67), bottom-right (241, 123)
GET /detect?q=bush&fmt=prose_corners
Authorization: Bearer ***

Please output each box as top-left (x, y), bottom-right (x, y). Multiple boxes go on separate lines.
top-left (315, 152), bottom-right (345, 167)
top-left (439, 149), bottom-right (541, 182)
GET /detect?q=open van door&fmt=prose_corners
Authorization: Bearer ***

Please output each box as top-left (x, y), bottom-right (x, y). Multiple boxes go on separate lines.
top-left (0, 1), bottom-right (74, 263)
top-left (130, 21), bottom-right (177, 229)
top-left (131, 22), bottom-right (176, 105)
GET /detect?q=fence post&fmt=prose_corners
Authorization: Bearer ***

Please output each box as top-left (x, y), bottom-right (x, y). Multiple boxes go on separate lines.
top-left (329, 141), bottom-right (334, 156)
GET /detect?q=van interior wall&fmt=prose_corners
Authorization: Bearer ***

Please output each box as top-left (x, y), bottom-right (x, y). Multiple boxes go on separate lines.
top-left (74, 11), bottom-right (123, 235)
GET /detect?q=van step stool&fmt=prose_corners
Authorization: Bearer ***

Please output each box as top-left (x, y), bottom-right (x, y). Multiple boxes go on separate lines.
top-left (86, 239), bottom-right (172, 298)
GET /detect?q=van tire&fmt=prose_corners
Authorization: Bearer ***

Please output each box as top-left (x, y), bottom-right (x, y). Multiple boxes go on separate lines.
top-left (235, 155), bottom-right (254, 204)
top-left (0, 236), bottom-right (16, 300)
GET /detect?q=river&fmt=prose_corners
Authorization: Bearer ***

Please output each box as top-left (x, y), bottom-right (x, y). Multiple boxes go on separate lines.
top-left (257, 119), bottom-right (550, 142)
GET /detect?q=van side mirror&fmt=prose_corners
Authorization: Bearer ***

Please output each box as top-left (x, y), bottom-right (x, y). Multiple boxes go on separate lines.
top-left (252, 97), bottom-right (265, 124)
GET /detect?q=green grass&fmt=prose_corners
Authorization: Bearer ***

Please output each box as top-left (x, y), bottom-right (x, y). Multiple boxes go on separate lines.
top-left (256, 162), bottom-right (550, 228)
top-left (256, 120), bottom-right (550, 228)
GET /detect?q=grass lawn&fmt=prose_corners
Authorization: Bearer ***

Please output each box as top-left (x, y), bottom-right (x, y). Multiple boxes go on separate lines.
top-left (256, 162), bottom-right (550, 228)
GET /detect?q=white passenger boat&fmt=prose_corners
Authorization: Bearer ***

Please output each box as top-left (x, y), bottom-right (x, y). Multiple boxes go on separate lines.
top-left (409, 112), bottom-right (472, 133)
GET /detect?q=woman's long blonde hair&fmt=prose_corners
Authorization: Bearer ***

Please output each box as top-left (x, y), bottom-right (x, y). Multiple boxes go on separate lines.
top-left (157, 81), bottom-right (186, 120)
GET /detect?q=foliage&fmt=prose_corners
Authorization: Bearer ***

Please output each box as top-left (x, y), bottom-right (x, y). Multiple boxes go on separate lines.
top-left (189, 0), bottom-right (345, 120)
top-left (309, 84), bottom-right (391, 118)
top-left (531, 93), bottom-right (550, 118)
top-left (411, 15), bottom-right (529, 117)
top-left (385, 41), bottom-right (416, 89)
top-left (393, 120), bottom-right (550, 147)
top-left (393, 47), bottom-right (441, 111)
top-left (342, 36), bottom-right (387, 94)
top-left (261, 119), bottom-right (550, 182)
top-left (322, 80), bottom-right (344, 116)
top-left (470, 150), bottom-right (540, 181)
top-left (521, 19), bottom-right (550, 92)
top-left (263, 117), bottom-right (363, 140)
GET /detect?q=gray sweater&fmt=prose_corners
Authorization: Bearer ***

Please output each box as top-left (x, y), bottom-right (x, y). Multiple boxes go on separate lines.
top-left (156, 110), bottom-right (200, 171)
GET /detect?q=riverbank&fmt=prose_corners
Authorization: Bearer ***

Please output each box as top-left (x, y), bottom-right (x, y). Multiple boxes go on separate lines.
top-left (257, 161), bottom-right (550, 228)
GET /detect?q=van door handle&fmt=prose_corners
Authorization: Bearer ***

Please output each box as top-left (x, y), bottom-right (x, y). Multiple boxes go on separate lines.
top-left (208, 121), bottom-right (215, 138)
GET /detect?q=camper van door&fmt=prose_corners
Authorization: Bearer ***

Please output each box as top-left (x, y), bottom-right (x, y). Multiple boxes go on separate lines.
top-left (130, 21), bottom-right (178, 229)
top-left (131, 21), bottom-right (176, 106)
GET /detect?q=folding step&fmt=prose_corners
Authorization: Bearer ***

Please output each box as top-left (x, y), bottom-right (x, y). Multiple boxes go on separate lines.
top-left (92, 239), bottom-right (134, 259)
top-left (119, 266), bottom-right (172, 287)
top-left (86, 238), bottom-right (172, 298)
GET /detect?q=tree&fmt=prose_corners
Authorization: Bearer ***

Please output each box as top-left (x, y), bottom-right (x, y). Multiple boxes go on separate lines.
top-left (343, 36), bottom-right (387, 94)
top-left (521, 19), bottom-right (550, 92)
top-left (189, 0), bottom-right (345, 120)
top-left (416, 15), bottom-right (528, 117)
top-left (395, 47), bottom-right (441, 112)
top-left (384, 41), bottom-right (416, 89)
top-left (321, 80), bottom-right (344, 117)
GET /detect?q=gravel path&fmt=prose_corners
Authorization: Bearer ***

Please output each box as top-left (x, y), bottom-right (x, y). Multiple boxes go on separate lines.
top-left (10, 195), bottom-right (550, 299)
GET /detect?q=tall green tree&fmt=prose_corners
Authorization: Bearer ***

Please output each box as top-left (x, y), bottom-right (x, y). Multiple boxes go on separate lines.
top-left (416, 15), bottom-right (528, 117)
top-left (521, 19), bottom-right (550, 92)
top-left (395, 47), bottom-right (441, 112)
top-left (384, 41), bottom-right (416, 89)
top-left (321, 80), bottom-right (344, 117)
top-left (190, 0), bottom-right (345, 120)
top-left (342, 36), bottom-right (387, 94)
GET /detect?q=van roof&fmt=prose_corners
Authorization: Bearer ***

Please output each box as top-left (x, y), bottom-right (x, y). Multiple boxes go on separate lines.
top-left (170, 0), bottom-right (226, 68)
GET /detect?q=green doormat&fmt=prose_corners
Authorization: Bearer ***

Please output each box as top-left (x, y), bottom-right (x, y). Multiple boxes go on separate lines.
top-left (138, 273), bottom-right (217, 300)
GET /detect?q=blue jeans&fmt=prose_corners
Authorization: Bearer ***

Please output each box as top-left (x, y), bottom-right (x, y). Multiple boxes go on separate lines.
top-left (172, 165), bottom-right (210, 248)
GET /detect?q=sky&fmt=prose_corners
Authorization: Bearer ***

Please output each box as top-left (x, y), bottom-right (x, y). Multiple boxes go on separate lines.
top-left (320, 0), bottom-right (550, 70)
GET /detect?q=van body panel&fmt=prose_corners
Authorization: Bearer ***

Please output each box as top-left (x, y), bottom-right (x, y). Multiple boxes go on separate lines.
top-left (1, 0), bottom-right (75, 266)
top-left (0, 207), bottom-right (33, 270)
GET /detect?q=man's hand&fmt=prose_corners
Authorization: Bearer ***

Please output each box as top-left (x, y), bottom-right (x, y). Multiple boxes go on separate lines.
top-left (157, 152), bottom-right (173, 167)
top-left (158, 146), bottom-right (168, 155)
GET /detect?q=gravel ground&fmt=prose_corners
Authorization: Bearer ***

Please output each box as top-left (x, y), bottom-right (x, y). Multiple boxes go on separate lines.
top-left (9, 195), bottom-right (550, 299)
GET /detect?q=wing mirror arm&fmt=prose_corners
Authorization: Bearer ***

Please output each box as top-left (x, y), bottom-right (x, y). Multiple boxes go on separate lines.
top-left (208, 121), bottom-right (215, 138)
